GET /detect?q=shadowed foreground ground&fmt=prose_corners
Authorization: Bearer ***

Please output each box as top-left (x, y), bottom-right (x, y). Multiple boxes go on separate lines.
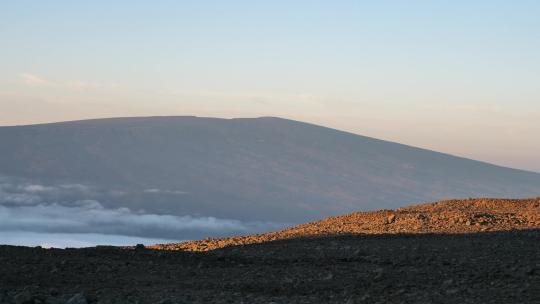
top-left (1, 198), bottom-right (540, 303)
top-left (1, 230), bottom-right (539, 304)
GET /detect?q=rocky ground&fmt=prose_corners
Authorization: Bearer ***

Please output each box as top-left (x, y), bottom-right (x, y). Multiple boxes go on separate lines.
top-left (152, 198), bottom-right (540, 252)
top-left (1, 198), bottom-right (539, 303)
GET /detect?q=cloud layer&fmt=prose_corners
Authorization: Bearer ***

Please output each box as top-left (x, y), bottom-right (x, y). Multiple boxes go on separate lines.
top-left (0, 231), bottom-right (177, 248)
top-left (0, 202), bottom-right (272, 239)
top-left (0, 176), bottom-right (286, 241)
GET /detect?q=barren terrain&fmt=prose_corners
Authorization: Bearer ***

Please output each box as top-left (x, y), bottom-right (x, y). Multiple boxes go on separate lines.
top-left (1, 198), bottom-right (539, 303)
top-left (153, 198), bottom-right (540, 251)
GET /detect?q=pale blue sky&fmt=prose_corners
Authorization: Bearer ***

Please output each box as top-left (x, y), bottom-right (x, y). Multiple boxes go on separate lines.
top-left (1, 1), bottom-right (539, 171)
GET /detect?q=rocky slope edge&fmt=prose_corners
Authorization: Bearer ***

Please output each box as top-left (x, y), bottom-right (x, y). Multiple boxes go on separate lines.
top-left (151, 197), bottom-right (540, 251)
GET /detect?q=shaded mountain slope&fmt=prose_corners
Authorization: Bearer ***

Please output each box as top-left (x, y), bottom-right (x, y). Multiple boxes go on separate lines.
top-left (1, 116), bottom-right (540, 224)
top-left (151, 197), bottom-right (540, 251)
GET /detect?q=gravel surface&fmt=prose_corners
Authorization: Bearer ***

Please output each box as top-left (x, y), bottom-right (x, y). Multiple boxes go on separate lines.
top-left (1, 198), bottom-right (539, 303)
top-left (153, 198), bottom-right (540, 252)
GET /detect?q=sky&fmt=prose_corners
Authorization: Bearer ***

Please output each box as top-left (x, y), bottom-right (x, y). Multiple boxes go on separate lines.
top-left (1, 1), bottom-right (539, 172)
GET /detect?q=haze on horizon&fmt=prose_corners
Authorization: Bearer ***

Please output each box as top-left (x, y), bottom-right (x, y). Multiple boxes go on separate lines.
top-left (1, 1), bottom-right (539, 172)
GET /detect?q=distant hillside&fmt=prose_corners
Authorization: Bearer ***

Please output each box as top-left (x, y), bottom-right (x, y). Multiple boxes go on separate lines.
top-left (1, 116), bottom-right (539, 229)
top-left (152, 197), bottom-right (540, 251)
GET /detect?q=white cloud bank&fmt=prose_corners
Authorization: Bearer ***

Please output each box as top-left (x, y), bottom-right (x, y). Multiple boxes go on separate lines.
top-left (0, 177), bottom-right (287, 244)
top-left (0, 231), bottom-right (178, 248)
top-left (0, 201), bottom-right (265, 237)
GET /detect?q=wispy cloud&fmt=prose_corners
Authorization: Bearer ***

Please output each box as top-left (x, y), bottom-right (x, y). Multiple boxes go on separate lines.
top-left (19, 73), bottom-right (52, 86)
top-left (143, 188), bottom-right (188, 195)
top-left (21, 184), bottom-right (56, 192)
top-left (0, 179), bottom-right (96, 206)
top-left (18, 73), bottom-right (100, 90)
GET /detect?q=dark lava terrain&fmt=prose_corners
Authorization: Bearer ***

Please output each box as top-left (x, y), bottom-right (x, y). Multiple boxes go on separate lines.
top-left (1, 198), bottom-right (540, 303)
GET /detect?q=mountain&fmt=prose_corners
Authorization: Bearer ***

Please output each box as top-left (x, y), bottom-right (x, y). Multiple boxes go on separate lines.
top-left (1, 116), bottom-right (539, 238)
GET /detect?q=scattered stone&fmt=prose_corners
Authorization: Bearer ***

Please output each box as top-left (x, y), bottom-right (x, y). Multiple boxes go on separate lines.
top-left (13, 290), bottom-right (33, 304)
top-left (322, 273), bottom-right (334, 280)
top-left (96, 265), bottom-right (111, 273)
top-left (442, 279), bottom-right (453, 287)
top-left (66, 293), bottom-right (87, 304)
top-left (373, 267), bottom-right (384, 280)
top-left (149, 198), bottom-right (540, 252)
top-left (446, 288), bottom-right (460, 295)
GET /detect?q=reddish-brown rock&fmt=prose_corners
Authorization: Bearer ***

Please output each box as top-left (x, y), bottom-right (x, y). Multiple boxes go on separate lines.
top-left (150, 197), bottom-right (540, 252)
